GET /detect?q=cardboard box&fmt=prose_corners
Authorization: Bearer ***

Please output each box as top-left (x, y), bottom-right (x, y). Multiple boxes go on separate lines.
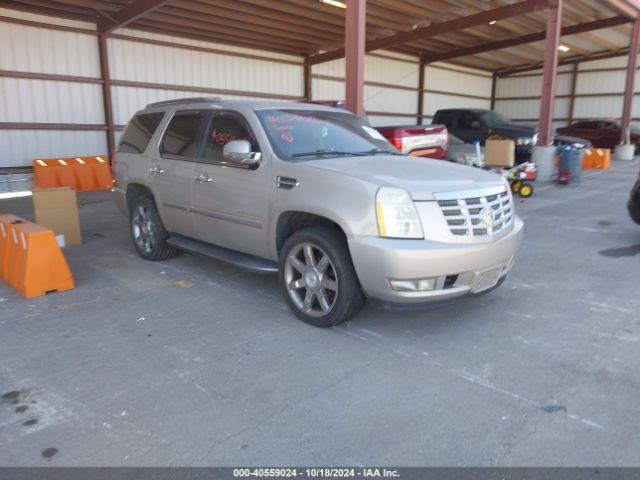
top-left (32, 187), bottom-right (82, 246)
top-left (484, 139), bottom-right (515, 167)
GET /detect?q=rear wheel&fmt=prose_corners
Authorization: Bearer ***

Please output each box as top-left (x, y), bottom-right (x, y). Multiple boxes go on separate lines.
top-left (129, 195), bottom-right (178, 261)
top-left (279, 226), bottom-right (365, 327)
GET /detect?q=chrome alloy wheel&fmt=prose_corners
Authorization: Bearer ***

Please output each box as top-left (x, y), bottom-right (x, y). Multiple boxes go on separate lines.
top-left (284, 242), bottom-right (338, 317)
top-left (132, 205), bottom-right (156, 254)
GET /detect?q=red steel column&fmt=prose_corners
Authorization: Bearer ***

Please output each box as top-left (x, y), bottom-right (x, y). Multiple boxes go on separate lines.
top-left (345, 0), bottom-right (366, 118)
top-left (98, 33), bottom-right (115, 162)
top-left (417, 61), bottom-right (425, 124)
top-left (537, 0), bottom-right (563, 146)
top-left (620, 20), bottom-right (640, 145)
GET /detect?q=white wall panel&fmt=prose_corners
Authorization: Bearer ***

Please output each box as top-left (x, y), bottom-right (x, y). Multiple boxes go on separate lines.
top-left (0, 130), bottom-right (107, 168)
top-left (0, 78), bottom-right (104, 123)
top-left (576, 70), bottom-right (627, 94)
top-left (573, 96), bottom-right (624, 119)
top-left (495, 97), bottom-right (569, 120)
top-left (108, 38), bottom-right (303, 97)
top-left (425, 65), bottom-right (492, 98)
top-left (0, 22), bottom-right (99, 77)
top-left (423, 93), bottom-right (490, 117)
top-left (368, 115), bottom-right (412, 127)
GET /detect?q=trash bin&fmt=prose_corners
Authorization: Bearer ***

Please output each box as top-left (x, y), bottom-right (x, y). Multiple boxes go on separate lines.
top-left (557, 145), bottom-right (584, 185)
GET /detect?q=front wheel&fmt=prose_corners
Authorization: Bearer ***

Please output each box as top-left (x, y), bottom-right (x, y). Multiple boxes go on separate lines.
top-left (519, 182), bottom-right (534, 198)
top-left (279, 226), bottom-right (365, 327)
top-left (129, 195), bottom-right (178, 261)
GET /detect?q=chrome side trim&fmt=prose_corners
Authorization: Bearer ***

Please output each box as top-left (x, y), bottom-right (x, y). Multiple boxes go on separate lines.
top-left (190, 207), bottom-right (263, 229)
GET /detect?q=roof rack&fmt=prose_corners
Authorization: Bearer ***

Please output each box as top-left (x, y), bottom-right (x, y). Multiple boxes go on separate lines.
top-left (146, 97), bottom-right (224, 108)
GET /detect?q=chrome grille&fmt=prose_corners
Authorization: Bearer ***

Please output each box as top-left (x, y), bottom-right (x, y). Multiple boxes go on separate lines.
top-left (437, 189), bottom-right (513, 237)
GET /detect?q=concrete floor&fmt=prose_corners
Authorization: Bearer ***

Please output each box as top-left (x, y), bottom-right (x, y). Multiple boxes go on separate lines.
top-left (1, 161), bottom-right (639, 466)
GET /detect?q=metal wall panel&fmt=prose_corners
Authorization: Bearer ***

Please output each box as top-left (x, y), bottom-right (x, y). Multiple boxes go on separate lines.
top-left (0, 19), bottom-right (99, 77)
top-left (494, 97), bottom-right (570, 120)
top-left (0, 78), bottom-right (104, 123)
top-left (107, 37), bottom-right (303, 97)
top-left (0, 130), bottom-right (107, 168)
top-left (425, 64), bottom-right (493, 98)
top-left (423, 93), bottom-right (490, 118)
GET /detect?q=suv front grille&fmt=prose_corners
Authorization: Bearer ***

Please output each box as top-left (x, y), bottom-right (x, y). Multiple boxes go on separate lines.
top-left (437, 189), bottom-right (512, 237)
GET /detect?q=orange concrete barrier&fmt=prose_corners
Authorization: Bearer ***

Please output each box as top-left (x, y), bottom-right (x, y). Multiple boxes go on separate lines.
top-left (33, 156), bottom-right (113, 192)
top-left (0, 215), bottom-right (74, 298)
top-left (582, 148), bottom-right (611, 170)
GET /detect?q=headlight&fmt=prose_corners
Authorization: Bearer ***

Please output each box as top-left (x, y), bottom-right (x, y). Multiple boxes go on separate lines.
top-left (532, 133), bottom-right (539, 145)
top-left (376, 188), bottom-right (424, 239)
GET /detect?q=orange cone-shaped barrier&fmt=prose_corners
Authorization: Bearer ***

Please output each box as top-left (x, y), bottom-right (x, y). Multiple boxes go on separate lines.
top-left (33, 156), bottom-right (113, 192)
top-left (0, 216), bottom-right (74, 298)
top-left (0, 214), bottom-right (23, 280)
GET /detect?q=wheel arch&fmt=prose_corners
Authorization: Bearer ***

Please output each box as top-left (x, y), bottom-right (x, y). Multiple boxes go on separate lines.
top-left (126, 183), bottom-right (154, 213)
top-left (275, 210), bottom-right (349, 256)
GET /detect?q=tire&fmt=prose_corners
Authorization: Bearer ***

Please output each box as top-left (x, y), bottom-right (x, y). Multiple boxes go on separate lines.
top-left (279, 226), bottom-right (365, 327)
top-left (519, 182), bottom-right (533, 198)
top-left (629, 180), bottom-right (640, 224)
top-left (129, 194), bottom-right (179, 261)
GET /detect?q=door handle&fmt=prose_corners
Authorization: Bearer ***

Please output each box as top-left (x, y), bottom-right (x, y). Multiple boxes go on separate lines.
top-left (194, 173), bottom-right (213, 183)
top-left (149, 166), bottom-right (165, 174)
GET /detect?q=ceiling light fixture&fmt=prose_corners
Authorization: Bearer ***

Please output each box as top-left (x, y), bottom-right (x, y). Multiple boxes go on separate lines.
top-left (319, 0), bottom-right (347, 8)
top-left (558, 45), bottom-right (570, 52)
top-left (489, 20), bottom-right (497, 25)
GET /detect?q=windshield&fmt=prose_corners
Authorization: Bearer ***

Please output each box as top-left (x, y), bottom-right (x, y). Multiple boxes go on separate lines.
top-left (478, 110), bottom-right (512, 127)
top-left (255, 109), bottom-right (399, 161)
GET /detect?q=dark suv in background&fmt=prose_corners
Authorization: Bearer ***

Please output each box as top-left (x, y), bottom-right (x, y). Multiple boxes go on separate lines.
top-left (433, 109), bottom-right (538, 162)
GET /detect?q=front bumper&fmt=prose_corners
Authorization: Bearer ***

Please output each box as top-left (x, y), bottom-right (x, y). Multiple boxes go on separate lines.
top-left (348, 217), bottom-right (523, 304)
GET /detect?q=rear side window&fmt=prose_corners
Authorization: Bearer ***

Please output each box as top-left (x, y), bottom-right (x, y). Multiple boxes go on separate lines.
top-left (118, 112), bottom-right (164, 154)
top-left (161, 110), bottom-right (207, 158)
top-left (436, 111), bottom-right (456, 128)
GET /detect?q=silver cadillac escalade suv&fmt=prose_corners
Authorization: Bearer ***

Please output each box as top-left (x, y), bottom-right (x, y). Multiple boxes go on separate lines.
top-left (113, 98), bottom-right (523, 327)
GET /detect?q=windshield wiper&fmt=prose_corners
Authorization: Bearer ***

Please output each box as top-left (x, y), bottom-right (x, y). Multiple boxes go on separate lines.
top-left (291, 149), bottom-right (367, 158)
top-left (356, 148), bottom-right (404, 156)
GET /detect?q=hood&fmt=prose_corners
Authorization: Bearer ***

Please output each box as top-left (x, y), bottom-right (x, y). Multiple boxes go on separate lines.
top-left (492, 124), bottom-right (537, 139)
top-left (303, 155), bottom-right (504, 201)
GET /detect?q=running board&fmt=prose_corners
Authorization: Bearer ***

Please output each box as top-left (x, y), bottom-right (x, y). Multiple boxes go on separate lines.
top-left (166, 235), bottom-right (278, 274)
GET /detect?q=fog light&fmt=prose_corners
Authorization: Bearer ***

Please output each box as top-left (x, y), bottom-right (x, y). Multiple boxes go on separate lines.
top-left (389, 278), bottom-right (436, 292)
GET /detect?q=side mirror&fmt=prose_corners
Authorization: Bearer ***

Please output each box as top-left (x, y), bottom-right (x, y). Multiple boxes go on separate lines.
top-left (222, 140), bottom-right (261, 167)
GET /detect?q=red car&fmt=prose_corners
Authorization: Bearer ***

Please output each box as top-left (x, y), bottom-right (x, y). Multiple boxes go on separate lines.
top-left (556, 119), bottom-right (640, 150)
top-left (375, 124), bottom-right (449, 159)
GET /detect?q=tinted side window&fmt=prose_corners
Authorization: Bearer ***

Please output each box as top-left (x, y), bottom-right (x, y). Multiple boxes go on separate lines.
top-left (118, 112), bottom-right (164, 154)
top-left (202, 113), bottom-right (258, 164)
top-left (161, 110), bottom-right (207, 158)
top-left (437, 112), bottom-right (456, 128)
top-left (459, 113), bottom-right (478, 129)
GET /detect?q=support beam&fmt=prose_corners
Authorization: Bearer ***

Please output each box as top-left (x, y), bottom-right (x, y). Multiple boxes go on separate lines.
top-left (308, 0), bottom-right (549, 65)
top-left (98, 34), bottom-right (115, 162)
top-left (490, 72), bottom-right (497, 110)
top-left (97, 0), bottom-right (168, 34)
top-left (621, 20), bottom-right (640, 144)
top-left (304, 58), bottom-right (312, 101)
top-left (567, 63), bottom-right (578, 125)
top-left (538, 0), bottom-right (563, 146)
top-left (417, 62), bottom-right (425, 124)
top-left (345, 0), bottom-right (366, 118)
top-left (421, 16), bottom-right (629, 64)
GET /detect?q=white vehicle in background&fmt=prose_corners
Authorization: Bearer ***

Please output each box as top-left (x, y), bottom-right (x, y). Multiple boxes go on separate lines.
top-left (448, 134), bottom-right (485, 167)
